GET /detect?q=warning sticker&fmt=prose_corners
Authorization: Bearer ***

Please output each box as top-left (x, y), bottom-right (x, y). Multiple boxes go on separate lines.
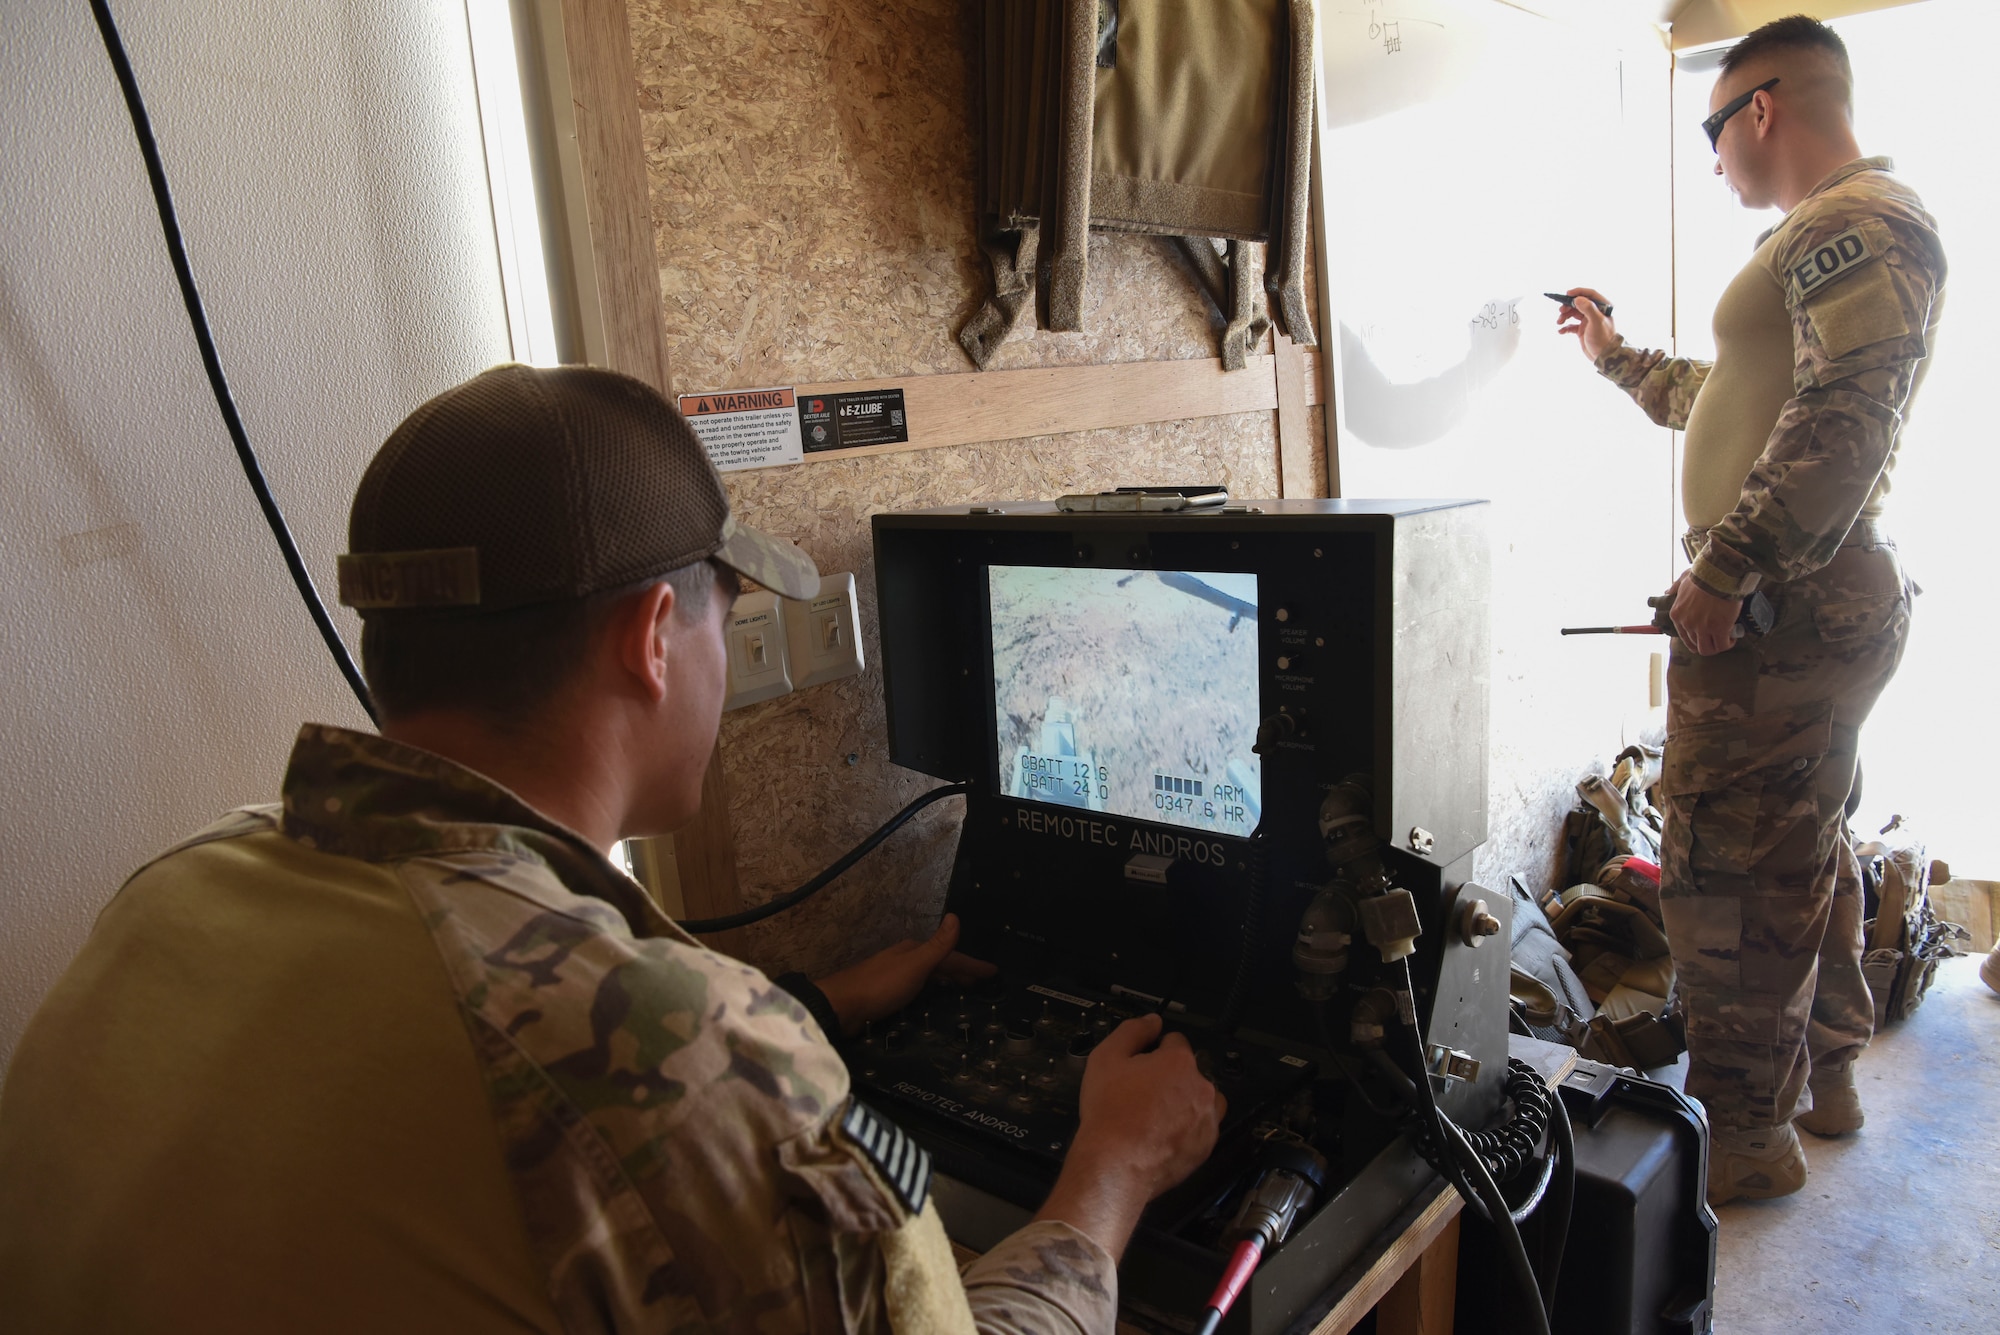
top-left (799, 388), bottom-right (909, 454)
top-left (678, 387), bottom-right (803, 472)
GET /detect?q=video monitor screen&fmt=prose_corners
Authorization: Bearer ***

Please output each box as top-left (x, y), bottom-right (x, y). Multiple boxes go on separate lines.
top-left (989, 565), bottom-right (1262, 835)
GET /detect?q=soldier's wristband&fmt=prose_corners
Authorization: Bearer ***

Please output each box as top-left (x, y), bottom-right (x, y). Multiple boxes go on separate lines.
top-left (774, 972), bottom-right (844, 1042)
top-left (1689, 547), bottom-right (1762, 599)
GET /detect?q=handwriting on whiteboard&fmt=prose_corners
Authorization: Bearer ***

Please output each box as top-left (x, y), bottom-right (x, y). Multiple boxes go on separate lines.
top-left (1352, 1), bottom-right (1444, 56)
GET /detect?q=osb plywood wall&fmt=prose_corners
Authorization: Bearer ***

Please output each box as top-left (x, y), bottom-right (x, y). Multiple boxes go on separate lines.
top-left (627, 0), bottom-right (1324, 978)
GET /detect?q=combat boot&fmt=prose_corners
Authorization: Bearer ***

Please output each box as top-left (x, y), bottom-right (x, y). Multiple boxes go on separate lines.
top-left (1794, 1064), bottom-right (1863, 1137)
top-left (1707, 1123), bottom-right (1808, 1206)
top-left (1982, 941), bottom-right (2000, 995)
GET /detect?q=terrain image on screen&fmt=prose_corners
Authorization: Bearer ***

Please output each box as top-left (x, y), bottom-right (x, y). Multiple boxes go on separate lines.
top-left (990, 565), bottom-right (1262, 834)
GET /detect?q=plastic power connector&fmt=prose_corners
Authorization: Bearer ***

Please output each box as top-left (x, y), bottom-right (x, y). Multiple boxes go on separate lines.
top-left (1358, 886), bottom-right (1422, 962)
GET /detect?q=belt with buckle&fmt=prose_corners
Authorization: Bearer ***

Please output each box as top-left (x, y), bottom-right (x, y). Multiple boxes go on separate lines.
top-left (1682, 517), bottom-right (1889, 564)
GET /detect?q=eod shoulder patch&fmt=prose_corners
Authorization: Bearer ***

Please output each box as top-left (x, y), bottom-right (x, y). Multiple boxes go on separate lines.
top-left (1787, 226), bottom-right (1875, 304)
top-left (841, 1099), bottom-right (932, 1214)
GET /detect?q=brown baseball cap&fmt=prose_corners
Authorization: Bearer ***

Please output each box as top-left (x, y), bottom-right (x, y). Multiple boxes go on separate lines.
top-left (338, 363), bottom-right (818, 614)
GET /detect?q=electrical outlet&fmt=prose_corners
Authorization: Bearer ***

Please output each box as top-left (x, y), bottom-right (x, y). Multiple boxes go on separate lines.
top-left (723, 590), bottom-right (792, 711)
top-left (783, 572), bottom-right (865, 689)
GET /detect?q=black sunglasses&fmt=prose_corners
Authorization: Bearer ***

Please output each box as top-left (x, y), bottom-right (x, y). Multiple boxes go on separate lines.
top-left (1703, 77), bottom-right (1780, 151)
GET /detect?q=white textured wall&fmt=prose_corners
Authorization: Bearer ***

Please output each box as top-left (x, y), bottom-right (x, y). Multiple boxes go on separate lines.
top-left (0, 2), bottom-right (508, 1068)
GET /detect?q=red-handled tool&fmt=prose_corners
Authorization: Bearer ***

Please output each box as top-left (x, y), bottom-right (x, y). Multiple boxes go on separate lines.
top-left (1193, 1143), bottom-right (1328, 1334)
top-left (1194, 1239), bottom-right (1265, 1335)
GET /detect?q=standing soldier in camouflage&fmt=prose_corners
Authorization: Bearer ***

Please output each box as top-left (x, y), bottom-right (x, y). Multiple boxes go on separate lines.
top-left (0, 364), bottom-right (1225, 1331)
top-left (1560, 16), bottom-right (1945, 1205)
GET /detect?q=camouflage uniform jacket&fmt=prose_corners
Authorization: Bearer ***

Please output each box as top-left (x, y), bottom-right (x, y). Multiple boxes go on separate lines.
top-left (1595, 157), bottom-right (1945, 597)
top-left (1, 724), bottom-right (1118, 1334)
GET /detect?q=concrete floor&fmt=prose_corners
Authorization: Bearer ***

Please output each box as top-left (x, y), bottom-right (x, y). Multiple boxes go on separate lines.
top-left (1707, 955), bottom-right (2000, 1333)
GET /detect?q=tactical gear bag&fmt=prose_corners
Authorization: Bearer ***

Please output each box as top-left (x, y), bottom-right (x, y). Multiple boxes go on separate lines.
top-left (961, 0), bottom-right (1317, 369)
top-left (1537, 746), bottom-right (1689, 1070)
top-left (1857, 820), bottom-right (1969, 1025)
top-left (1508, 873), bottom-right (1594, 1047)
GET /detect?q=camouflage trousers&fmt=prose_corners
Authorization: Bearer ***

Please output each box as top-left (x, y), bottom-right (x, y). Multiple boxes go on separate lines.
top-left (1659, 540), bottom-right (1911, 1130)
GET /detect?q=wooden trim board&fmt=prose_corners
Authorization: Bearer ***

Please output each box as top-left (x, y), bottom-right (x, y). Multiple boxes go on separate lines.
top-left (1273, 331), bottom-right (1313, 497)
top-left (706, 348), bottom-right (1327, 464)
top-left (552, 0), bottom-right (744, 924)
top-left (552, 0), bottom-right (674, 394)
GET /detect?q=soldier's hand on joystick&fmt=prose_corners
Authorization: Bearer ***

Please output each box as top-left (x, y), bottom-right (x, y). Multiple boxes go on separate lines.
top-left (813, 914), bottom-right (997, 1036)
top-left (1031, 1014), bottom-right (1227, 1260)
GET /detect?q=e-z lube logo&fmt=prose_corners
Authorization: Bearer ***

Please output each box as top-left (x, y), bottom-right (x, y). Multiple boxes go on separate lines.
top-left (1015, 806), bottom-right (1228, 866)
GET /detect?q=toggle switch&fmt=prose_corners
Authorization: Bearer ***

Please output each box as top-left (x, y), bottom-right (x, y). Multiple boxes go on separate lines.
top-left (782, 571), bottom-right (865, 689)
top-left (723, 590), bottom-right (792, 711)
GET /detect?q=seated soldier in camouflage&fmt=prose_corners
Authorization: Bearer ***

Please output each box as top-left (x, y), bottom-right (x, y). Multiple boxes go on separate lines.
top-left (1560, 17), bottom-right (1945, 1205)
top-left (0, 364), bottom-right (1224, 1331)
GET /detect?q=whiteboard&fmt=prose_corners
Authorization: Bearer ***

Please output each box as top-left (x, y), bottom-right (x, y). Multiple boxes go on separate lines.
top-left (1318, 1), bottom-right (1664, 485)
top-left (1313, 0), bottom-right (1680, 880)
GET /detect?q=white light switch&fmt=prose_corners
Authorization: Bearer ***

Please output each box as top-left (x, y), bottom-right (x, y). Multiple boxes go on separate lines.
top-left (783, 572), bottom-right (865, 689)
top-left (723, 591), bottom-right (791, 711)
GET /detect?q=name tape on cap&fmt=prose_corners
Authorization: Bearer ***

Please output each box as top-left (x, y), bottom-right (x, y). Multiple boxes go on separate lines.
top-left (337, 547), bottom-right (481, 609)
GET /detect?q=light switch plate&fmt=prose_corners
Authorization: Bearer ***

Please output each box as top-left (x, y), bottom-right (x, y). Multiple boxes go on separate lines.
top-left (783, 572), bottom-right (865, 689)
top-left (723, 590), bottom-right (792, 711)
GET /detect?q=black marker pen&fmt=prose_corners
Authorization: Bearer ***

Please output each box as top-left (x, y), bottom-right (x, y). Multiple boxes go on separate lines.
top-left (1546, 291), bottom-right (1613, 317)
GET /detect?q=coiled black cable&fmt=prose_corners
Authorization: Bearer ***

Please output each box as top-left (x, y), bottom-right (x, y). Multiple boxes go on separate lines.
top-left (87, 0), bottom-right (377, 725)
top-left (680, 783), bottom-right (971, 934)
top-left (1408, 1056), bottom-right (1552, 1186)
top-left (1366, 955), bottom-right (1564, 1335)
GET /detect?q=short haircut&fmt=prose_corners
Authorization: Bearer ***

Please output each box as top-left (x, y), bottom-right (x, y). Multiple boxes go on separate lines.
top-left (361, 558), bottom-right (740, 722)
top-left (1720, 15), bottom-right (1851, 80)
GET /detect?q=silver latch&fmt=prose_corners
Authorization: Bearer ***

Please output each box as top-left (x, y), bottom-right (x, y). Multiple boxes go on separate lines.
top-left (1426, 1045), bottom-right (1481, 1084)
top-left (1407, 826), bottom-right (1436, 855)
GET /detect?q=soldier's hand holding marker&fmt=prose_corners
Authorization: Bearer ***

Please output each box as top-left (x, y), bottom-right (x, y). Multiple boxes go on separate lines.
top-left (1551, 288), bottom-right (1618, 361)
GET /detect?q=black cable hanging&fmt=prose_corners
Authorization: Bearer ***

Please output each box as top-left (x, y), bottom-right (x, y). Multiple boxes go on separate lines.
top-left (87, 0), bottom-right (378, 726)
top-left (680, 783), bottom-right (971, 934)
